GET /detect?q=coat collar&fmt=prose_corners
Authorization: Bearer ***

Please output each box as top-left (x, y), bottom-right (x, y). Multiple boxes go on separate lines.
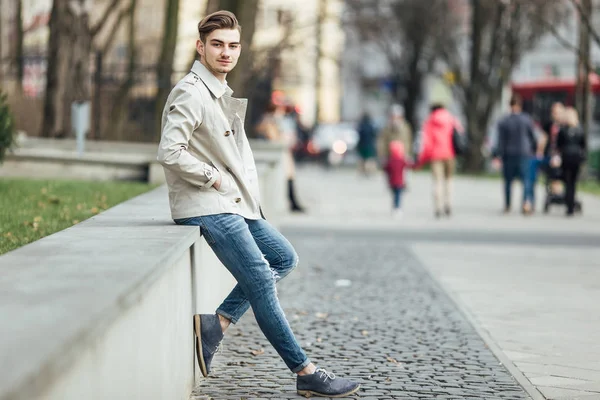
top-left (190, 60), bottom-right (233, 99)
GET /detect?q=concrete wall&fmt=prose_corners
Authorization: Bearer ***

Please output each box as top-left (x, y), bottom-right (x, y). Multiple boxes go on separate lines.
top-left (0, 138), bottom-right (288, 199)
top-left (0, 145), bottom-right (286, 400)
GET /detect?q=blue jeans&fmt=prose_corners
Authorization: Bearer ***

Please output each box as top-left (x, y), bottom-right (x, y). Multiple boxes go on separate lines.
top-left (392, 187), bottom-right (403, 209)
top-left (174, 214), bottom-right (310, 373)
top-left (526, 157), bottom-right (540, 206)
top-left (502, 155), bottom-right (531, 209)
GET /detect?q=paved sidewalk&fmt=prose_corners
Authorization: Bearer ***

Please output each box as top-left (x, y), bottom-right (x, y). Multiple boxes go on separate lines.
top-left (192, 234), bottom-right (529, 399)
top-left (192, 165), bottom-right (600, 399)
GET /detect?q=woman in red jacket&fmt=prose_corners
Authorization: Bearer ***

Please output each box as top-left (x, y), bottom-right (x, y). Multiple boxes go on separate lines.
top-left (418, 103), bottom-right (462, 218)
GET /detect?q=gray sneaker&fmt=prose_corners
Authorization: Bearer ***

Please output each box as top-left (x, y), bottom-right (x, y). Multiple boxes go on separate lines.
top-left (297, 368), bottom-right (360, 398)
top-left (193, 314), bottom-right (224, 377)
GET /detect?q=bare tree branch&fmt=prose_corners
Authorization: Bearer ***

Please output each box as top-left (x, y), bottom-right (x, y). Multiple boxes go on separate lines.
top-left (99, 4), bottom-right (132, 54)
top-left (568, 0), bottom-right (600, 48)
top-left (90, 0), bottom-right (122, 37)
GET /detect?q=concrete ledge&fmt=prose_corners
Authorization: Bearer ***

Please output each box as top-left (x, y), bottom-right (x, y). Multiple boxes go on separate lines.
top-left (1, 138), bottom-right (287, 189)
top-left (0, 187), bottom-right (210, 400)
top-left (0, 145), bottom-right (286, 400)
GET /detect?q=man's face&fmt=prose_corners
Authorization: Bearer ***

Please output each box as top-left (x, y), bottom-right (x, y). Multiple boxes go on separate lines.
top-left (551, 104), bottom-right (564, 122)
top-left (197, 29), bottom-right (241, 78)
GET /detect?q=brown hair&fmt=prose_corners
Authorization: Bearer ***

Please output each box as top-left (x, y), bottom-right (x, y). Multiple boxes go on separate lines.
top-left (198, 10), bottom-right (241, 43)
top-left (510, 94), bottom-right (522, 107)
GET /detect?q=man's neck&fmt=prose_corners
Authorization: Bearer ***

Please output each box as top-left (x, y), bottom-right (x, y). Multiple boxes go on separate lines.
top-left (200, 59), bottom-right (227, 84)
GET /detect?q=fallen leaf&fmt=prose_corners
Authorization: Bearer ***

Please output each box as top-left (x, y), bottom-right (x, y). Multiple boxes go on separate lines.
top-left (316, 337), bottom-right (322, 343)
top-left (250, 348), bottom-right (264, 356)
top-left (33, 216), bottom-right (42, 222)
top-left (386, 356), bottom-right (398, 364)
top-left (315, 312), bottom-right (328, 319)
top-left (361, 330), bottom-right (369, 336)
top-left (72, 220), bottom-right (80, 224)
top-left (90, 207), bottom-right (99, 214)
top-left (41, 188), bottom-right (48, 194)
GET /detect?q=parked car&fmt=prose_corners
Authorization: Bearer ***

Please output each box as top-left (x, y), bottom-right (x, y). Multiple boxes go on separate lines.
top-left (307, 123), bottom-right (360, 167)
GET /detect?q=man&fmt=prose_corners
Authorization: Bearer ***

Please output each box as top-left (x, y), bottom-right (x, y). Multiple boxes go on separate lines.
top-left (157, 11), bottom-right (359, 398)
top-left (493, 94), bottom-right (538, 214)
top-left (378, 104), bottom-right (413, 163)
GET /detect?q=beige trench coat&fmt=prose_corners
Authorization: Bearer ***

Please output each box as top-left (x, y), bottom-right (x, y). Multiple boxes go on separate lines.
top-left (157, 61), bottom-right (262, 220)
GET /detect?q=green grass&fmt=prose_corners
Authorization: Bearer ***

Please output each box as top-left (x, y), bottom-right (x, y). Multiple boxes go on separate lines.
top-left (0, 179), bottom-right (158, 255)
top-left (580, 180), bottom-right (600, 196)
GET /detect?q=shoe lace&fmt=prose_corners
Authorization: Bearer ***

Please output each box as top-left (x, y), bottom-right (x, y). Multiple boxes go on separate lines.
top-left (316, 368), bottom-right (336, 382)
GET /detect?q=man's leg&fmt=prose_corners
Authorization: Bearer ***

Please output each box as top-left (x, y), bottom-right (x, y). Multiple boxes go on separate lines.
top-left (216, 218), bottom-right (300, 326)
top-left (520, 157), bottom-right (533, 213)
top-left (199, 214), bottom-right (310, 373)
top-left (197, 214), bottom-right (361, 397)
top-left (502, 156), bottom-right (515, 211)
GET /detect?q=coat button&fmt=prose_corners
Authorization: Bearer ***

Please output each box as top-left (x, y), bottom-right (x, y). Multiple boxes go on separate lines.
top-left (235, 198), bottom-right (241, 203)
top-left (224, 131), bottom-right (231, 136)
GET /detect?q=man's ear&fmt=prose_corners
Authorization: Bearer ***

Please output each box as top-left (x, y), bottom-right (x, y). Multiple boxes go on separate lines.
top-left (196, 39), bottom-right (204, 58)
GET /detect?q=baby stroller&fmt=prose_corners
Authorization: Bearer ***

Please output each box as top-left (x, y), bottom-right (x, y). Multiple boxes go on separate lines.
top-left (542, 163), bottom-right (582, 214)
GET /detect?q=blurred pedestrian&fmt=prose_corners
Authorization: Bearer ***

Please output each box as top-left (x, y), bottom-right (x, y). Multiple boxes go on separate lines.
top-left (556, 107), bottom-right (587, 216)
top-left (378, 104), bottom-right (413, 164)
top-left (383, 140), bottom-right (413, 218)
top-left (356, 112), bottom-right (378, 175)
top-left (256, 102), bottom-right (306, 213)
top-left (493, 94), bottom-right (537, 215)
top-left (418, 103), bottom-right (462, 218)
top-left (541, 102), bottom-right (566, 196)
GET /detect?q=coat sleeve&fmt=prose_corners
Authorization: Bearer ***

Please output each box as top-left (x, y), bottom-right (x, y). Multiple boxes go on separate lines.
top-left (494, 119), bottom-right (505, 158)
top-left (157, 86), bottom-right (219, 189)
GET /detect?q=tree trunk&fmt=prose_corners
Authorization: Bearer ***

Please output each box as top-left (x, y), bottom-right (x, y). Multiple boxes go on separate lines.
top-left (106, 0), bottom-right (137, 140)
top-left (463, 111), bottom-right (487, 172)
top-left (15, 0), bottom-right (24, 92)
top-left (155, 0), bottom-right (180, 141)
top-left (402, 41), bottom-right (425, 134)
top-left (0, 0), bottom-right (3, 84)
top-left (576, 0), bottom-right (591, 140)
top-left (224, 0), bottom-right (259, 98)
top-left (314, 0), bottom-right (326, 124)
top-left (42, 1), bottom-right (92, 138)
top-left (205, 0), bottom-right (220, 14)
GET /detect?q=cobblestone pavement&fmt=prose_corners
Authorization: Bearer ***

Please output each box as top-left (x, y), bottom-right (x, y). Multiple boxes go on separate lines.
top-left (191, 231), bottom-right (530, 400)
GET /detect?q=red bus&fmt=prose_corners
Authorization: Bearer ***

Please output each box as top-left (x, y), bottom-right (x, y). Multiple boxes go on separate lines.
top-left (511, 74), bottom-right (600, 128)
